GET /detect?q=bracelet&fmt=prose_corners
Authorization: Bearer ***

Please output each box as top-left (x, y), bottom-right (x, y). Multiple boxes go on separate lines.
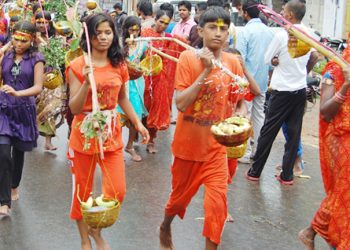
top-left (336, 91), bottom-right (346, 101)
top-left (333, 92), bottom-right (346, 104)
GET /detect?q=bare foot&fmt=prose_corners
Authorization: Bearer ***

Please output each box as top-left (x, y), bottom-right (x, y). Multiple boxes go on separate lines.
top-left (226, 213), bottom-right (234, 223)
top-left (159, 224), bottom-right (173, 250)
top-left (45, 143), bottom-right (57, 151)
top-left (11, 188), bottom-right (19, 201)
top-left (81, 240), bottom-right (93, 250)
top-left (146, 143), bottom-right (158, 154)
top-left (298, 227), bottom-right (315, 250)
top-left (88, 228), bottom-right (110, 250)
top-left (0, 205), bottom-right (10, 216)
top-left (125, 147), bottom-right (142, 162)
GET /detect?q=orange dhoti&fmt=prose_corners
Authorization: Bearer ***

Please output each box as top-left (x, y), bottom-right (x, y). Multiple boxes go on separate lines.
top-left (68, 149), bottom-right (126, 220)
top-left (165, 153), bottom-right (228, 245)
top-left (227, 158), bottom-right (238, 184)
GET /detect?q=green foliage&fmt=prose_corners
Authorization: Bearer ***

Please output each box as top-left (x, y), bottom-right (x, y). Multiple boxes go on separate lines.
top-left (313, 59), bottom-right (327, 75)
top-left (44, 0), bottom-right (74, 21)
top-left (40, 37), bottom-right (66, 68)
top-left (79, 112), bottom-right (108, 151)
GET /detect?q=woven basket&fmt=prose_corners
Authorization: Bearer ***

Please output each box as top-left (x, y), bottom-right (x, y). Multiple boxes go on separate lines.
top-left (81, 199), bottom-right (121, 229)
top-left (211, 119), bottom-right (252, 147)
top-left (65, 48), bottom-right (83, 67)
top-left (288, 34), bottom-right (311, 58)
top-left (227, 142), bottom-right (247, 159)
top-left (44, 70), bottom-right (63, 90)
top-left (140, 54), bottom-right (163, 76)
top-left (118, 113), bottom-right (131, 128)
top-left (127, 61), bottom-right (144, 80)
top-left (53, 21), bottom-right (73, 37)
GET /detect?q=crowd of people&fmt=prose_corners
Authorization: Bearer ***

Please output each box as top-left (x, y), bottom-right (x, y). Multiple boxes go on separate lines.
top-left (0, 0), bottom-right (349, 249)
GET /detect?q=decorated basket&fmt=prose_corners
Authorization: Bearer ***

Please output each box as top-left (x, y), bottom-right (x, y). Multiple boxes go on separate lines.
top-left (65, 48), bottom-right (83, 67)
top-left (44, 70), bottom-right (63, 90)
top-left (288, 34), bottom-right (311, 58)
top-left (53, 21), bottom-right (73, 37)
top-left (140, 54), bottom-right (163, 76)
top-left (81, 199), bottom-right (121, 229)
top-left (227, 141), bottom-right (247, 159)
top-left (118, 113), bottom-right (131, 128)
top-left (127, 61), bottom-right (145, 80)
top-left (211, 117), bottom-right (252, 147)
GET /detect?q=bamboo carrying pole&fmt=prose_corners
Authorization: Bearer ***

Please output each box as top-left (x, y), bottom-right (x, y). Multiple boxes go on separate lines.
top-left (257, 4), bottom-right (349, 69)
top-left (133, 37), bottom-right (247, 85)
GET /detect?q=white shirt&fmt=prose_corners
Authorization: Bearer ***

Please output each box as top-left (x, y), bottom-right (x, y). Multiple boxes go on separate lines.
top-left (264, 24), bottom-right (311, 91)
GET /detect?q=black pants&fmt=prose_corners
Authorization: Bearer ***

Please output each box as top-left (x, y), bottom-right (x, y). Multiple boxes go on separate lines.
top-left (248, 88), bottom-right (306, 181)
top-left (0, 145), bottom-right (25, 208)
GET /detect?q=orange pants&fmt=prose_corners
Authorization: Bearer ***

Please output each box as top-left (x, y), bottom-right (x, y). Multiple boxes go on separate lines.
top-left (165, 154), bottom-right (228, 245)
top-left (68, 149), bottom-right (126, 220)
top-left (227, 159), bottom-right (238, 184)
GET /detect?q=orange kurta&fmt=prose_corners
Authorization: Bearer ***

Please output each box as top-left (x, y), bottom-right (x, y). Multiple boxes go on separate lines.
top-left (66, 56), bottom-right (128, 219)
top-left (312, 48), bottom-right (350, 249)
top-left (165, 50), bottom-right (244, 244)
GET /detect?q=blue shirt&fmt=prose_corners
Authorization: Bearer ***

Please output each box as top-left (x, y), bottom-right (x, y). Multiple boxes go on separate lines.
top-left (165, 22), bottom-right (176, 34)
top-left (236, 18), bottom-right (274, 93)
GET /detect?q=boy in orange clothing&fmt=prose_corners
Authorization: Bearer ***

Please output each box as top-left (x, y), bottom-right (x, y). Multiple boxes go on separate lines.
top-left (159, 7), bottom-right (245, 250)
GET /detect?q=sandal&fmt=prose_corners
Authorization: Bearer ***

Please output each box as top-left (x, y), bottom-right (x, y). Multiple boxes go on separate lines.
top-left (125, 147), bottom-right (142, 162)
top-left (146, 143), bottom-right (158, 154)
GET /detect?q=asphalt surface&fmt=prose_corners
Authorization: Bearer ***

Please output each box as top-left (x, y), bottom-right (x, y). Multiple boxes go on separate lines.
top-left (0, 107), bottom-right (328, 250)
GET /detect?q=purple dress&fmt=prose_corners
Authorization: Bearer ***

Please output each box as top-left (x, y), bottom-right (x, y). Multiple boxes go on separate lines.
top-left (0, 51), bottom-right (45, 151)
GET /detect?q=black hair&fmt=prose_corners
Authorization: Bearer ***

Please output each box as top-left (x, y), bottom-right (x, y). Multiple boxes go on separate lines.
top-left (285, 0), bottom-right (306, 20)
top-left (207, 0), bottom-right (224, 7)
top-left (121, 16), bottom-right (141, 50)
top-left (10, 16), bottom-right (20, 22)
top-left (198, 6), bottom-right (231, 27)
top-left (80, 13), bottom-right (125, 67)
top-left (35, 11), bottom-right (55, 37)
top-left (160, 3), bottom-right (174, 18)
top-left (137, 0), bottom-right (153, 16)
top-left (224, 48), bottom-right (241, 55)
top-left (196, 2), bottom-right (208, 12)
top-left (113, 2), bottom-right (123, 10)
top-left (178, 1), bottom-right (192, 11)
top-left (155, 9), bottom-right (172, 20)
top-left (242, 0), bottom-right (260, 19)
top-left (32, 3), bottom-right (43, 14)
top-left (12, 21), bottom-right (38, 56)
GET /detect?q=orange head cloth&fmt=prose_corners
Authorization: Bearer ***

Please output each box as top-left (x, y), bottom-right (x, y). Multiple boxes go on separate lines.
top-left (13, 31), bottom-right (33, 41)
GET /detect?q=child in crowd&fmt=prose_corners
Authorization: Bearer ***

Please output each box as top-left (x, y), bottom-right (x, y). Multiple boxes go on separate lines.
top-left (159, 7), bottom-right (245, 250)
top-left (0, 21), bottom-right (45, 215)
top-left (119, 16), bottom-right (148, 161)
top-left (66, 13), bottom-right (149, 249)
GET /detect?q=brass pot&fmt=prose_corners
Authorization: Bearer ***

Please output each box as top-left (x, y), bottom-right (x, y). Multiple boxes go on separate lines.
top-left (86, 0), bottom-right (97, 10)
top-left (44, 70), bottom-right (63, 90)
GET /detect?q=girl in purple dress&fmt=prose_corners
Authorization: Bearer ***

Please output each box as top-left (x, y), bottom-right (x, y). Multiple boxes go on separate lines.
top-left (0, 21), bottom-right (45, 216)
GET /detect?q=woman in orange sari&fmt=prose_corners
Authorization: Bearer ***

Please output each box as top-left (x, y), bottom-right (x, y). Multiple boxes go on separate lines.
top-left (299, 43), bottom-right (350, 250)
top-left (141, 9), bottom-right (185, 153)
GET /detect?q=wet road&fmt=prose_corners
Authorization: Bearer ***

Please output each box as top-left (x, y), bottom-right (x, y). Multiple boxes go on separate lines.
top-left (0, 119), bottom-right (327, 250)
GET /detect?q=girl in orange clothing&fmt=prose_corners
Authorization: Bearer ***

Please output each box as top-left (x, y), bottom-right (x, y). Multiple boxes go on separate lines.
top-left (67, 13), bottom-right (149, 250)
